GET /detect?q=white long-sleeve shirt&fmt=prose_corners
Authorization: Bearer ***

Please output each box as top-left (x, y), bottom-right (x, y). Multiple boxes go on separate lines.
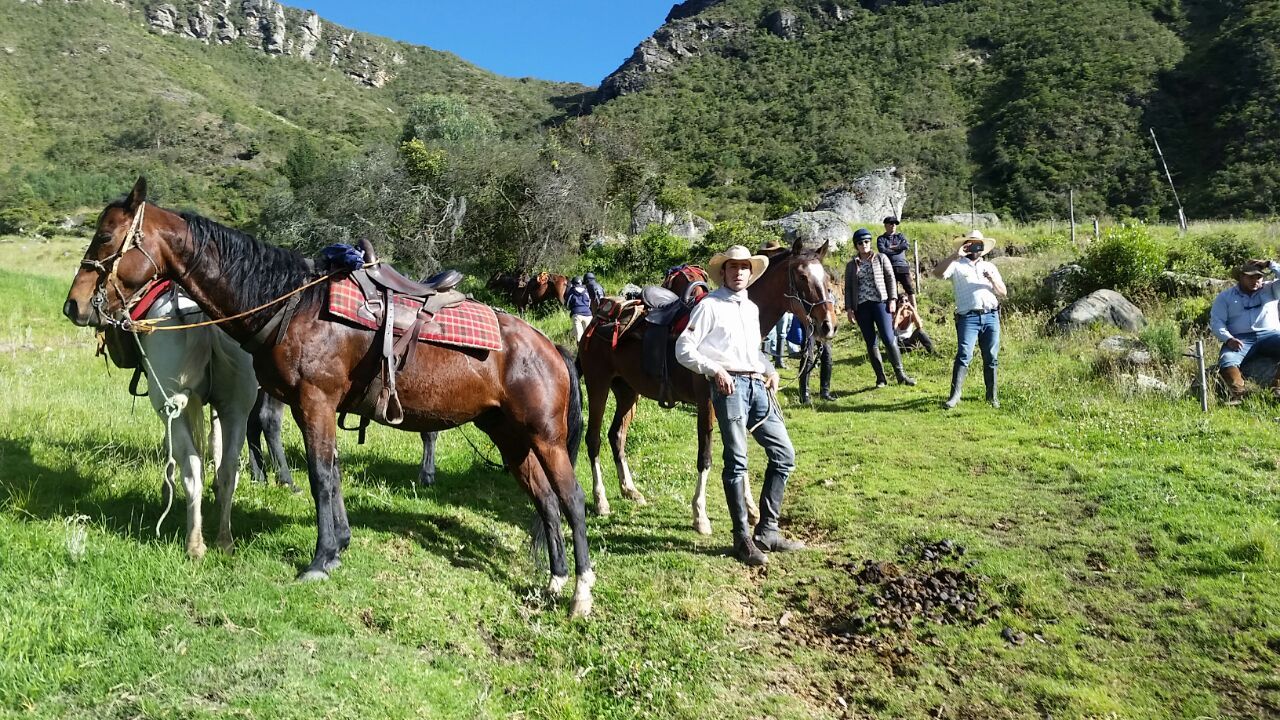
top-left (674, 286), bottom-right (772, 378)
top-left (1209, 262), bottom-right (1280, 342)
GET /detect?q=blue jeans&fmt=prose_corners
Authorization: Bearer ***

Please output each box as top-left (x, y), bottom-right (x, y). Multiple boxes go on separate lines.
top-left (954, 310), bottom-right (1000, 369)
top-left (855, 300), bottom-right (901, 380)
top-left (711, 376), bottom-right (795, 537)
top-left (1218, 330), bottom-right (1280, 368)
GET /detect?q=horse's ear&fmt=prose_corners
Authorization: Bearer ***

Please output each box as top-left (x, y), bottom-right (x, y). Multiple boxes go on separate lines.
top-left (790, 235), bottom-right (805, 254)
top-left (125, 176), bottom-right (147, 211)
top-left (817, 239), bottom-right (830, 260)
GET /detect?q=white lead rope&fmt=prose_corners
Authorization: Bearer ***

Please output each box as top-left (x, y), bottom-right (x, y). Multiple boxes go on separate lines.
top-left (128, 330), bottom-right (188, 535)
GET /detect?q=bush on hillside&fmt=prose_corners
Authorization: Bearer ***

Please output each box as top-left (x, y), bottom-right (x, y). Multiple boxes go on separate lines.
top-left (1079, 222), bottom-right (1167, 295)
top-left (1202, 231), bottom-right (1262, 271)
top-left (616, 225), bottom-right (690, 283)
top-left (693, 219), bottom-right (782, 262)
top-left (1167, 244), bottom-right (1226, 278)
top-left (1139, 321), bottom-right (1183, 367)
top-left (1175, 296), bottom-right (1214, 336)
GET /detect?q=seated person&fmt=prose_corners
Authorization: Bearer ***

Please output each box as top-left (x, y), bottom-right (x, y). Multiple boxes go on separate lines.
top-left (1211, 259), bottom-right (1280, 404)
top-left (893, 295), bottom-right (936, 353)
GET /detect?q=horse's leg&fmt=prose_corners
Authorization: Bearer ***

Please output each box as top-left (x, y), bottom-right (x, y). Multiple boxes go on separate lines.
top-left (169, 401), bottom-right (207, 559)
top-left (485, 423), bottom-right (569, 594)
top-left (608, 383), bottom-right (646, 505)
top-left (246, 391), bottom-right (268, 484)
top-left (744, 475), bottom-right (761, 527)
top-left (692, 395), bottom-right (714, 536)
top-left (259, 393), bottom-right (299, 492)
top-left (291, 391), bottom-right (344, 580)
top-left (584, 366), bottom-right (612, 516)
top-left (418, 431), bottom-right (438, 486)
top-left (212, 391), bottom-right (253, 554)
top-left (531, 436), bottom-right (595, 618)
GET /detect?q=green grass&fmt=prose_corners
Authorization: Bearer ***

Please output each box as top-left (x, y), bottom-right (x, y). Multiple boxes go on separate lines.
top-left (1, 235), bottom-right (1278, 718)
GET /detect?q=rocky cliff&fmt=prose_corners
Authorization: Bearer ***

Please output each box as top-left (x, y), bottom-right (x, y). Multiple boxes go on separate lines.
top-left (23, 0), bottom-right (403, 87)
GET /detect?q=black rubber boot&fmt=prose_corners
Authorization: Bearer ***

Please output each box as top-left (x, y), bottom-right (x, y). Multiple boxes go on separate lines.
top-left (943, 361), bottom-right (968, 409)
top-left (753, 528), bottom-right (806, 552)
top-left (869, 346), bottom-right (888, 388)
top-left (798, 372), bottom-right (811, 404)
top-left (885, 341), bottom-right (915, 385)
top-left (984, 366), bottom-right (999, 408)
top-left (819, 355), bottom-right (835, 400)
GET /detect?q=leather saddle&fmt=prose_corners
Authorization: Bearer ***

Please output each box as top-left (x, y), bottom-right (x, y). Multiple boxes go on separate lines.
top-left (640, 281), bottom-right (708, 408)
top-left (340, 239), bottom-right (467, 438)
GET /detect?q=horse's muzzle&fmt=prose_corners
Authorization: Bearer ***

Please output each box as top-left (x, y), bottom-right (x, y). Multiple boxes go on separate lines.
top-left (814, 319), bottom-right (836, 342)
top-left (63, 298), bottom-right (96, 327)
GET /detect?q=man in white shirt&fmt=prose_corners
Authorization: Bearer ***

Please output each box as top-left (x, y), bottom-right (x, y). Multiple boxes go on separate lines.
top-left (932, 230), bottom-right (1008, 409)
top-left (675, 245), bottom-right (803, 566)
top-left (1209, 259), bottom-right (1280, 404)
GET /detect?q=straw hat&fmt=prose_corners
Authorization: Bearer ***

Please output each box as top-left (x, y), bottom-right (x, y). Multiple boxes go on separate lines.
top-left (954, 229), bottom-right (997, 257)
top-left (707, 245), bottom-right (769, 287)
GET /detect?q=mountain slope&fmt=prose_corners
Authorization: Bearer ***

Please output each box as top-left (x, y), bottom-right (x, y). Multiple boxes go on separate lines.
top-left (585, 0), bottom-right (1276, 221)
top-left (0, 0), bottom-right (586, 224)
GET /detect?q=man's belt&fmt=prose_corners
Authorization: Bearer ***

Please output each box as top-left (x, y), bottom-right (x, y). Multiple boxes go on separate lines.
top-left (957, 307), bottom-right (999, 317)
top-left (727, 370), bottom-right (770, 380)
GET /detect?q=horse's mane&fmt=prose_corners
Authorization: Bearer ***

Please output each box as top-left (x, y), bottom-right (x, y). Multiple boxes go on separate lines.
top-left (178, 211), bottom-right (315, 311)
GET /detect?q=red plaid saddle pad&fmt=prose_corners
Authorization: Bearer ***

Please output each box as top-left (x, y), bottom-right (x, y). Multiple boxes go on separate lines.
top-left (327, 277), bottom-right (502, 352)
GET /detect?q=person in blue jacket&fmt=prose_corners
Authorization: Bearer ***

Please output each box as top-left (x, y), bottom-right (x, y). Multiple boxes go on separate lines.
top-left (565, 276), bottom-right (594, 340)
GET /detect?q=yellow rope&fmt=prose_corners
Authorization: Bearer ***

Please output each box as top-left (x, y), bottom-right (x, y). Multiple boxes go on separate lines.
top-left (130, 270), bottom-right (342, 334)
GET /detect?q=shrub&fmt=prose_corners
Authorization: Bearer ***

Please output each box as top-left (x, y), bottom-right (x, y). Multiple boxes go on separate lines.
top-left (1202, 231), bottom-right (1260, 271)
top-left (1175, 296), bottom-right (1214, 336)
top-left (694, 219), bottom-right (781, 262)
top-left (1167, 243), bottom-right (1226, 278)
top-left (1139, 320), bottom-right (1183, 366)
top-left (617, 225), bottom-right (690, 282)
top-left (1079, 222), bottom-right (1166, 294)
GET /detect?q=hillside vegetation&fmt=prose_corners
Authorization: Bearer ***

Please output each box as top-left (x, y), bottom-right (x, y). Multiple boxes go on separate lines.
top-left (0, 0), bottom-right (584, 226)
top-left (586, 0), bottom-right (1280, 222)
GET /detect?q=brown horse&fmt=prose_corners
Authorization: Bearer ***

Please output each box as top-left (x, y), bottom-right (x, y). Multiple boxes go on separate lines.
top-left (64, 178), bottom-right (596, 616)
top-left (577, 238), bottom-right (837, 534)
top-left (516, 272), bottom-right (569, 313)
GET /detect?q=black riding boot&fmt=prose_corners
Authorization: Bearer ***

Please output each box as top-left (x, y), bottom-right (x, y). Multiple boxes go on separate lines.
top-left (984, 366), bottom-right (999, 408)
top-left (943, 361), bottom-right (968, 409)
top-left (886, 342), bottom-right (916, 386)
top-left (798, 372), bottom-right (811, 404)
top-left (917, 327), bottom-right (937, 354)
top-left (869, 346), bottom-right (888, 388)
top-left (819, 354), bottom-right (835, 401)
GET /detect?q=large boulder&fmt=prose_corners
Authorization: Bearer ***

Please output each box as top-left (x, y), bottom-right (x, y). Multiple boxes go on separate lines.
top-left (1049, 290), bottom-right (1146, 334)
top-left (932, 212), bottom-right (1001, 228)
top-left (764, 8), bottom-right (801, 39)
top-left (597, 17), bottom-right (744, 101)
top-left (764, 167), bottom-right (905, 250)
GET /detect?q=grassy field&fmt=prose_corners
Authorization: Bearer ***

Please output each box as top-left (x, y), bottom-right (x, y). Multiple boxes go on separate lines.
top-left (1, 235), bottom-right (1278, 719)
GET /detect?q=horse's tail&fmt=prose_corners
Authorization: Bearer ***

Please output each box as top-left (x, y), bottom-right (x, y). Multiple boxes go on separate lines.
top-left (557, 344), bottom-right (582, 468)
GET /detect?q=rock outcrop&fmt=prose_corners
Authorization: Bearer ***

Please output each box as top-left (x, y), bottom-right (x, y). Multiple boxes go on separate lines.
top-left (1049, 290), bottom-right (1146, 334)
top-left (597, 16), bottom-right (744, 102)
top-left (764, 8), bottom-right (801, 39)
top-left (631, 198), bottom-right (713, 240)
top-left (765, 167), bottom-right (906, 249)
top-left (131, 0), bottom-right (397, 87)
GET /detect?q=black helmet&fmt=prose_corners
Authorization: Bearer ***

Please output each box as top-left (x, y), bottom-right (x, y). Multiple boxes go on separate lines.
top-left (853, 228), bottom-right (874, 242)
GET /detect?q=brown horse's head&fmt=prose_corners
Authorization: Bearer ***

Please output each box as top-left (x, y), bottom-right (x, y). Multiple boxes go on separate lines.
top-left (780, 237), bottom-right (837, 342)
top-left (63, 177), bottom-right (180, 328)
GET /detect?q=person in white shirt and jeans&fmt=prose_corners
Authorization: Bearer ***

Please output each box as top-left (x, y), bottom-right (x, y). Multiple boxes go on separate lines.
top-left (1209, 259), bottom-right (1280, 404)
top-left (932, 230), bottom-right (1008, 408)
top-left (675, 245), bottom-right (804, 566)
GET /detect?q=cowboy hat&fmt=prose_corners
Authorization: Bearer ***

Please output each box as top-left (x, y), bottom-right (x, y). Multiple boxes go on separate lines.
top-left (758, 238), bottom-right (787, 252)
top-left (954, 229), bottom-right (997, 257)
top-left (707, 244), bottom-right (769, 287)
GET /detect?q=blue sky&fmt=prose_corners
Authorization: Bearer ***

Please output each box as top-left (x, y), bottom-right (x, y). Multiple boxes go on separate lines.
top-left (293, 1), bottom-right (677, 86)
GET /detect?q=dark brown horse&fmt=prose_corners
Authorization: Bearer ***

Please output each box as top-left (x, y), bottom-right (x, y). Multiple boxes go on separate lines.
top-left (577, 238), bottom-right (836, 534)
top-left (64, 179), bottom-right (595, 616)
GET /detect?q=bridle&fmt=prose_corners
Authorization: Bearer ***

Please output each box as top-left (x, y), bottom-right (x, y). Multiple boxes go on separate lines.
top-left (80, 203), bottom-right (162, 327)
top-left (781, 253), bottom-right (835, 376)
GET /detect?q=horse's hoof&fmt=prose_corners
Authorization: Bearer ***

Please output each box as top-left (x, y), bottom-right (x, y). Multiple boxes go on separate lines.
top-left (418, 475), bottom-right (436, 487)
top-left (747, 507), bottom-right (761, 526)
top-left (594, 502), bottom-right (611, 517)
top-left (622, 488), bottom-right (647, 506)
top-left (693, 518), bottom-right (713, 536)
top-left (322, 557), bottom-right (342, 573)
top-left (569, 593), bottom-right (594, 619)
top-left (187, 543), bottom-right (207, 560)
top-left (216, 538), bottom-right (235, 555)
top-left (297, 569), bottom-right (330, 582)
top-left (548, 575), bottom-right (569, 596)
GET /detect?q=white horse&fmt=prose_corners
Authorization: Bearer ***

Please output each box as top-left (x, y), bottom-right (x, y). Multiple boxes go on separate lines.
top-left (133, 288), bottom-right (257, 559)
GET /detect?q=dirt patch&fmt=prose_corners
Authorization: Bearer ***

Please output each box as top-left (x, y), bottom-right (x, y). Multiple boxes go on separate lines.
top-left (778, 540), bottom-right (1000, 666)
